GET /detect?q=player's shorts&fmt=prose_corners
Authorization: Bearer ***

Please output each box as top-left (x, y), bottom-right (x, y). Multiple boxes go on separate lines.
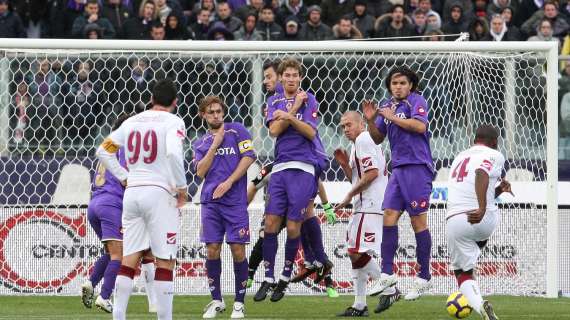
top-left (87, 194), bottom-right (123, 242)
top-left (346, 212), bottom-right (383, 255)
top-left (446, 209), bottom-right (499, 271)
top-left (382, 164), bottom-right (433, 216)
top-left (122, 186), bottom-right (180, 260)
top-left (265, 169), bottom-right (318, 222)
top-left (201, 203), bottom-right (250, 244)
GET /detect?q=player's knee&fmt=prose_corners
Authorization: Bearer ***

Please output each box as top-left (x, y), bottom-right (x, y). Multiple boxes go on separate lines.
top-left (106, 240), bottom-right (123, 259)
top-left (206, 243), bottom-right (222, 259)
top-left (286, 221), bottom-right (302, 238)
top-left (410, 214), bottom-right (428, 232)
top-left (229, 244), bottom-right (246, 262)
top-left (383, 210), bottom-right (400, 226)
top-left (264, 214), bottom-right (282, 233)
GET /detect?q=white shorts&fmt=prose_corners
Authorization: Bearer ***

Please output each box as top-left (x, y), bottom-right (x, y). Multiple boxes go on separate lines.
top-left (122, 186), bottom-right (180, 260)
top-left (446, 210), bottom-right (499, 271)
top-left (346, 212), bottom-right (383, 255)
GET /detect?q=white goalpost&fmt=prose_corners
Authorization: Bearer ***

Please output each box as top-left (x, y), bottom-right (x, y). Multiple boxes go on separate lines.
top-left (0, 40), bottom-right (559, 298)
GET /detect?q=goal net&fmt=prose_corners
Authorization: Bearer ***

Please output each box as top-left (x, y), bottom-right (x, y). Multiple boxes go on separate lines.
top-left (0, 41), bottom-right (560, 297)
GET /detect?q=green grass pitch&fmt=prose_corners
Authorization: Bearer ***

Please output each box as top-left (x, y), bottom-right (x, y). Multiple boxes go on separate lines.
top-left (0, 295), bottom-right (569, 319)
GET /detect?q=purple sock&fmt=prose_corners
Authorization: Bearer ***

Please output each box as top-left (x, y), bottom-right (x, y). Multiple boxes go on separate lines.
top-left (262, 232), bottom-right (278, 280)
top-left (282, 236), bottom-right (300, 280)
top-left (415, 229), bottom-right (432, 281)
top-left (100, 259), bottom-right (120, 299)
top-left (300, 223), bottom-right (315, 264)
top-left (234, 259), bottom-right (248, 303)
top-left (304, 216), bottom-right (326, 264)
top-left (89, 254), bottom-right (110, 287)
top-left (381, 225), bottom-right (398, 275)
top-left (206, 259), bottom-right (222, 301)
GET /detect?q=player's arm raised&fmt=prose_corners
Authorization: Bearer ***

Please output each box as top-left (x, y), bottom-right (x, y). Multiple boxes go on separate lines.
top-left (469, 168), bottom-right (489, 224)
top-left (96, 131), bottom-right (128, 185)
top-left (362, 100), bottom-right (385, 144)
top-left (166, 119), bottom-right (189, 208)
top-left (195, 124), bottom-right (224, 179)
top-left (334, 148), bottom-right (352, 182)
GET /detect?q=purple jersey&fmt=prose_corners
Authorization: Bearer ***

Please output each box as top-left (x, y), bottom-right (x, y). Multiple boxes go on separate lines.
top-left (374, 92), bottom-right (433, 171)
top-left (274, 82), bottom-right (284, 95)
top-left (91, 148), bottom-right (127, 200)
top-left (192, 122), bottom-right (256, 206)
top-left (266, 92), bottom-right (325, 169)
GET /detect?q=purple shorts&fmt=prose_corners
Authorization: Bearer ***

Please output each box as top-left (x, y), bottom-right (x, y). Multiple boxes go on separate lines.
top-left (382, 164), bottom-right (433, 216)
top-left (265, 169), bottom-right (318, 222)
top-left (87, 195), bottom-right (123, 241)
top-left (200, 203), bottom-right (250, 244)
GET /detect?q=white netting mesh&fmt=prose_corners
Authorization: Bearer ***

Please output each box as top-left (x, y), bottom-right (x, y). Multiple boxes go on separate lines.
top-left (0, 45), bottom-right (559, 296)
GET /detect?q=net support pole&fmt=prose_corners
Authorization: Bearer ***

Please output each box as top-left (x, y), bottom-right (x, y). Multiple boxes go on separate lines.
top-left (0, 59), bottom-right (10, 156)
top-left (250, 57), bottom-right (265, 157)
top-left (504, 59), bottom-right (517, 159)
top-left (546, 45), bottom-right (559, 298)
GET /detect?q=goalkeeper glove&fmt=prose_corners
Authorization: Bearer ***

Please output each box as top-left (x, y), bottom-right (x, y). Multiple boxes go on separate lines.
top-left (322, 202), bottom-right (336, 224)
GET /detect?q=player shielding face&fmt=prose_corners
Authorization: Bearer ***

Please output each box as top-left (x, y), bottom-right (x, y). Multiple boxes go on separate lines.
top-left (446, 125), bottom-right (510, 320)
top-left (334, 111), bottom-right (389, 317)
top-left (192, 96), bottom-right (256, 319)
top-left (362, 65), bottom-right (434, 302)
top-left (96, 79), bottom-right (187, 320)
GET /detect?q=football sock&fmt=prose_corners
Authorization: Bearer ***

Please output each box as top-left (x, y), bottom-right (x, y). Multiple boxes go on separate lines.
top-left (154, 268), bottom-right (174, 320)
top-left (304, 216), bottom-right (326, 264)
top-left (100, 259), bottom-right (120, 299)
top-left (141, 258), bottom-right (157, 308)
top-left (282, 236), bottom-right (300, 280)
top-left (300, 222), bottom-right (315, 264)
top-left (262, 232), bottom-right (278, 282)
top-left (113, 265), bottom-right (135, 320)
top-left (460, 279), bottom-right (483, 314)
top-left (248, 237), bottom-right (264, 279)
top-left (234, 259), bottom-right (248, 303)
top-left (206, 259), bottom-right (222, 301)
top-left (415, 229), bottom-right (432, 281)
top-left (89, 253), bottom-right (109, 287)
top-left (381, 225), bottom-right (398, 274)
top-left (351, 268), bottom-right (367, 310)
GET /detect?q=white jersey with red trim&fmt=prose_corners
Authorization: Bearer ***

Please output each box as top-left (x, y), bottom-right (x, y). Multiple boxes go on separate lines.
top-left (349, 131), bottom-right (388, 213)
top-left (446, 145), bottom-right (505, 218)
top-left (107, 110), bottom-right (187, 193)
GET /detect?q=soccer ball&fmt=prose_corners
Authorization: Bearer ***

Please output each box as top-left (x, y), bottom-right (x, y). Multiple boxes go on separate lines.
top-left (446, 291), bottom-right (473, 319)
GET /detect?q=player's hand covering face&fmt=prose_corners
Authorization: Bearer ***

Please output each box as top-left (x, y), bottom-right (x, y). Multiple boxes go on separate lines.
top-left (389, 73), bottom-right (413, 100)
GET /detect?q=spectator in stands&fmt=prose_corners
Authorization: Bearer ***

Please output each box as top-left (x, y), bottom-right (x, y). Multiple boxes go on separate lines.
top-left (0, 0), bottom-right (26, 38)
top-left (118, 58), bottom-right (152, 114)
top-left (60, 0), bottom-right (87, 37)
top-left (208, 20), bottom-right (235, 39)
top-left (321, 0), bottom-right (354, 27)
top-left (418, 0), bottom-right (441, 25)
top-left (193, 0), bottom-right (216, 18)
top-left (165, 13), bottom-right (192, 39)
top-left (121, 0), bottom-right (158, 39)
top-left (374, 4), bottom-right (418, 40)
top-left (72, 0), bottom-right (116, 38)
top-left (149, 21), bottom-right (166, 39)
top-left (442, 0), bottom-right (472, 23)
top-left (12, 81), bottom-right (30, 144)
top-left (155, 0), bottom-right (172, 24)
top-left (235, 0), bottom-right (264, 22)
top-left (332, 15), bottom-right (363, 38)
top-left (227, 0), bottom-right (247, 12)
top-left (101, 0), bottom-right (132, 36)
top-left (256, 5), bottom-right (284, 40)
top-left (84, 23), bottom-right (104, 38)
top-left (412, 8), bottom-right (427, 35)
top-left (276, 0), bottom-right (307, 27)
top-left (473, 0), bottom-right (488, 19)
top-left (441, 3), bottom-right (470, 40)
top-left (11, 0), bottom-right (50, 38)
top-left (514, 0), bottom-right (543, 27)
top-left (190, 8), bottom-right (212, 39)
top-left (299, 5), bottom-right (333, 40)
top-left (423, 12), bottom-right (441, 34)
top-left (350, 0), bottom-right (375, 38)
top-left (215, 1), bottom-right (242, 33)
top-left (501, 6), bottom-right (521, 37)
top-left (468, 16), bottom-right (489, 40)
top-left (233, 12), bottom-right (264, 40)
top-left (522, 1), bottom-right (569, 39)
top-left (528, 18), bottom-right (560, 47)
top-left (484, 13), bottom-right (520, 40)
top-left (487, 0), bottom-right (517, 19)
top-left (283, 15), bottom-right (302, 39)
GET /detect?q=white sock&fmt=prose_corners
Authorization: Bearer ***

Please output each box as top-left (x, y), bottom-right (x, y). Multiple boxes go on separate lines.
top-left (154, 280), bottom-right (174, 320)
top-left (362, 258), bottom-right (382, 279)
top-left (113, 275), bottom-right (133, 320)
top-left (351, 268), bottom-right (367, 310)
top-left (142, 262), bottom-right (157, 307)
top-left (460, 279), bottom-right (483, 314)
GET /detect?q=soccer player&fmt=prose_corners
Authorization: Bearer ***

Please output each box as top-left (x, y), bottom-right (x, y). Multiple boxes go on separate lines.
top-left (193, 96), bottom-right (256, 319)
top-left (333, 111), bottom-right (390, 317)
top-left (82, 115), bottom-right (157, 314)
top-left (446, 125), bottom-right (509, 320)
top-left (363, 65), bottom-right (434, 301)
top-left (254, 58), bottom-right (329, 302)
top-left (96, 79), bottom-right (187, 320)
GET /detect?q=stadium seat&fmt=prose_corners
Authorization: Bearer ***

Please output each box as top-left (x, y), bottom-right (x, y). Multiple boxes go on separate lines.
top-left (435, 167), bottom-right (451, 182)
top-left (505, 168), bottom-right (534, 182)
top-left (50, 163), bottom-right (91, 205)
